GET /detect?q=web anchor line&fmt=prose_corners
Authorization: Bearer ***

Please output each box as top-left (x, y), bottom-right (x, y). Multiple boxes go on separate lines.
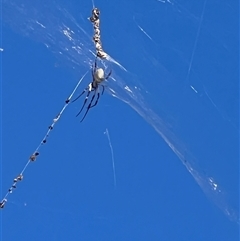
top-left (0, 72), bottom-right (88, 209)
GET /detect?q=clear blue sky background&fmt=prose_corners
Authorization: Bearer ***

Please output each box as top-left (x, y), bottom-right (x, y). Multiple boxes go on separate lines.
top-left (1, 0), bottom-right (239, 240)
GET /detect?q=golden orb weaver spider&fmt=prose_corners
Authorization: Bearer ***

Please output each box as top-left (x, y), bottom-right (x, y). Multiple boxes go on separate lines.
top-left (72, 59), bottom-right (112, 122)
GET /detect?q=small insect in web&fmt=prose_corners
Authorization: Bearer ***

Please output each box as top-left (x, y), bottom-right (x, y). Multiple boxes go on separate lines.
top-left (72, 58), bottom-right (112, 121)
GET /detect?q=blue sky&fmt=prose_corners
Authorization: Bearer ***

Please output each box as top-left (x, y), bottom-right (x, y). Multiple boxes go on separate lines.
top-left (1, 0), bottom-right (239, 240)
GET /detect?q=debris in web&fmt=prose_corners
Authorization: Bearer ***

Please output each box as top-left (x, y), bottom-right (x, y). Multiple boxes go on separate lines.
top-left (89, 7), bottom-right (108, 59)
top-left (88, 7), bottom-right (127, 71)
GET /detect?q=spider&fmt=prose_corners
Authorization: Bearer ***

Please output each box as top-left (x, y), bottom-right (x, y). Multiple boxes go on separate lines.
top-left (72, 59), bottom-right (112, 122)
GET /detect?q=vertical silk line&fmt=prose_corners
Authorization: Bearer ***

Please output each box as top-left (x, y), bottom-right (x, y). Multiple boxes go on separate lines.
top-left (105, 128), bottom-right (117, 190)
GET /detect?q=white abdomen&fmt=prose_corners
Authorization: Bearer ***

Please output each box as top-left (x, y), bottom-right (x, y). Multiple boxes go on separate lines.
top-left (94, 68), bottom-right (104, 83)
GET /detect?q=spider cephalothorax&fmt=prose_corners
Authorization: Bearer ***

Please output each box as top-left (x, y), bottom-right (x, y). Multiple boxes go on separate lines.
top-left (72, 59), bottom-right (112, 122)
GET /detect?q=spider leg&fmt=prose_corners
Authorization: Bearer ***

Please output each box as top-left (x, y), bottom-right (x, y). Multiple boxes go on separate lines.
top-left (76, 89), bottom-right (91, 117)
top-left (92, 57), bottom-right (97, 78)
top-left (90, 92), bottom-right (100, 109)
top-left (71, 88), bottom-right (87, 103)
top-left (101, 85), bottom-right (105, 95)
top-left (80, 90), bottom-right (97, 122)
top-left (105, 70), bottom-right (112, 80)
top-left (94, 57), bottom-right (97, 70)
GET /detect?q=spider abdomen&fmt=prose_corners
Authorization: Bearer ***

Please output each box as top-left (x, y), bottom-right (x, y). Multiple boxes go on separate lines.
top-left (94, 68), bottom-right (105, 83)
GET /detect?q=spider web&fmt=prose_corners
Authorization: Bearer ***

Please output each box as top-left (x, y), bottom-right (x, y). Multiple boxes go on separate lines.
top-left (2, 0), bottom-right (239, 227)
